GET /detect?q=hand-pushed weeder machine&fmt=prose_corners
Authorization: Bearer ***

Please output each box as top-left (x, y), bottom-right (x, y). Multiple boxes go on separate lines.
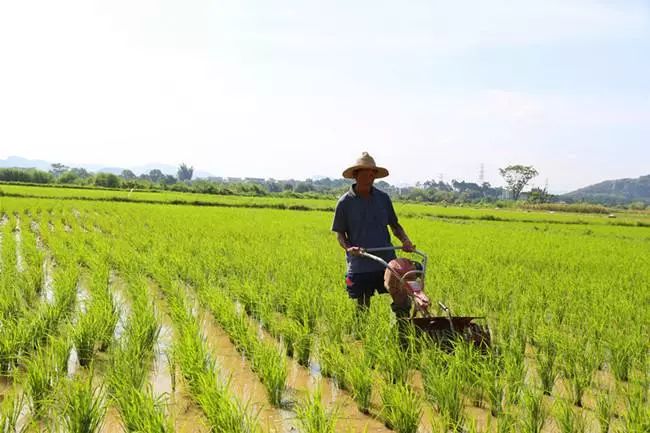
top-left (361, 247), bottom-right (491, 351)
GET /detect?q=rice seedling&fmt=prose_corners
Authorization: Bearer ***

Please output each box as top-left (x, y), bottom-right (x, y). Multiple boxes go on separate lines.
top-left (481, 353), bottom-right (507, 417)
top-left (0, 323), bottom-right (20, 376)
top-left (596, 389), bottom-right (615, 433)
top-left (24, 351), bottom-right (58, 418)
top-left (560, 344), bottom-right (595, 408)
top-left (379, 381), bottom-right (422, 433)
top-left (0, 391), bottom-right (26, 433)
top-left (520, 387), bottom-right (547, 433)
top-left (608, 338), bottom-right (635, 382)
top-left (292, 321), bottom-right (312, 367)
top-left (343, 346), bottom-right (373, 414)
top-left (95, 298), bottom-right (119, 352)
top-left (110, 381), bottom-right (173, 433)
top-left (376, 340), bottom-right (412, 385)
top-left (495, 411), bottom-right (516, 433)
top-left (534, 331), bottom-right (558, 396)
top-left (554, 399), bottom-right (587, 433)
top-left (454, 340), bottom-right (486, 407)
top-left (296, 385), bottom-right (337, 433)
top-left (623, 386), bottom-right (650, 433)
top-left (60, 377), bottom-right (106, 433)
top-left (421, 350), bottom-right (464, 432)
top-left (252, 343), bottom-right (287, 407)
top-left (72, 311), bottom-right (100, 367)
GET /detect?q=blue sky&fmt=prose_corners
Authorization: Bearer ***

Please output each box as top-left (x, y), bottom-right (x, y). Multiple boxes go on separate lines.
top-left (0, 0), bottom-right (648, 192)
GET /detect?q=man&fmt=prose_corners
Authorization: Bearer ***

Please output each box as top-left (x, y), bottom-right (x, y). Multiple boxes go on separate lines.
top-left (331, 152), bottom-right (415, 313)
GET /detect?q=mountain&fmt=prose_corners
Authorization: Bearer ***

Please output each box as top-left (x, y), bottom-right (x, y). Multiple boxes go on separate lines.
top-left (0, 156), bottom-right (52, 171)
top-left (563, 174), bottom-right (650, 205)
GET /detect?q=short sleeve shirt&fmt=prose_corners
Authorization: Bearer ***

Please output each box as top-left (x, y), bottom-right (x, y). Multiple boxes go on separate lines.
top-left (331, 185), bottom-right (398, 273)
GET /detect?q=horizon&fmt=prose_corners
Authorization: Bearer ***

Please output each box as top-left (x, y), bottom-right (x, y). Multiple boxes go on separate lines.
top-left (1, 1), bottom-right (649, 193)
top-left (4, 153), bottom-right (647, 195)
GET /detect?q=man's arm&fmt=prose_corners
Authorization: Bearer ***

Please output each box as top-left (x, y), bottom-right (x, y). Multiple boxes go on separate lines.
top-left (389, 222), bottom-right (415, 251)
top-left (335, 231), bottom-right (362, 256)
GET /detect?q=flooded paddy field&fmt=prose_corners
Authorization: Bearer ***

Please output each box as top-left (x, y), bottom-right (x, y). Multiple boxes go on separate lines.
top-left (0, 194), bottom-right (648, 432)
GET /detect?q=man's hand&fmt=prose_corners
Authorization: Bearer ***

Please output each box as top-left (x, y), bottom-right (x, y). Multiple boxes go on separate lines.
top-left (402, 239), bottom-right (416, 252)
top-left (346, 246), bottom-right (363, 256)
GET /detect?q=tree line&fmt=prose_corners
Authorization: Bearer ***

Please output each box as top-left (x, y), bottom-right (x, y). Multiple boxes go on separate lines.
top-left (0, 163), bottom-right (551, 205)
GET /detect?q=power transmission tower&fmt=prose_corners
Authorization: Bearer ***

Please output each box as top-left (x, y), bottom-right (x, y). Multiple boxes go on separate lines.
top-left (479, 163), bottom-right (485, 184)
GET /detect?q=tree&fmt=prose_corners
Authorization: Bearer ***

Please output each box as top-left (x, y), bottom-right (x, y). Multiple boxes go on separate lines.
top-left (58, 171), bottom-right (79, 184)
top-left (70, 167), bottom-right (91, 179)
top-left (528, 187), bottom-right (551, 203)
top-left (177, 163), bottom-right (194, 181)
top-left (148, 169), bottom-right (165, 183)
top-left (121, 169), bottom-right (136, 180)
top-left (49, 163), bottom-right (68, 178)
top-left (499, 165), bottom-right (539, 200)
top-left (94, 173), bottom-right (120, 188)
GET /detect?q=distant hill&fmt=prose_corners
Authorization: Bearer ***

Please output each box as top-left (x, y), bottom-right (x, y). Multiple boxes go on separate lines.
top-left (563, 174), bottom-right (650, 205)
top-left (0, 155), bottom-right (51, 171)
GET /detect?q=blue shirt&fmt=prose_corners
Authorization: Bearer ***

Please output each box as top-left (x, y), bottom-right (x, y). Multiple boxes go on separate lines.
top-left (331, 185), bottom-right (398, 273)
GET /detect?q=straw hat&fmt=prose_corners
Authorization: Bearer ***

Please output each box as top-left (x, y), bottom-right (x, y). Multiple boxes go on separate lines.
top-left (342, 152), bottom-right (389, 179)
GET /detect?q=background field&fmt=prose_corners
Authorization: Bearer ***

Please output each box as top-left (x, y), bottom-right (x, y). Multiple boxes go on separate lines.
top-left (0, 186), bottom-right (648, 432)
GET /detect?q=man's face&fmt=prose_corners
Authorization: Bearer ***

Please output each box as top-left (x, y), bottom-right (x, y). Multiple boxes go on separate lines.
top-left (354, 168), bottom-right (376, 187)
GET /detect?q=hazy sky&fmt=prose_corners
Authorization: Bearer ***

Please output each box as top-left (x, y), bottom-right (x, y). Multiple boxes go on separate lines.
top-left (1, 1), bottom-right (649, 192)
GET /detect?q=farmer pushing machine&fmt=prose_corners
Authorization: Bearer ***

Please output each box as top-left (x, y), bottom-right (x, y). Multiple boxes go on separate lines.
top-left (332, 152), bottom-right (490, 349)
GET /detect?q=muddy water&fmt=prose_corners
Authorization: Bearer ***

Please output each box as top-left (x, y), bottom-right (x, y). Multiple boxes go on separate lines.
top-left (41, 258), bottom-right (55, 304)
top-left (286, 354), bottom-right (395, 433)
top-left (0, 214), bottom-right (6, 270)
top-left (14, 217), bottom-right (24, 272)
top-left (148, 315), bottom-right (211, 433)
top-left (140, 283), bottom-right (211, 433)
top-left (199, 306), bottom-right (395, 433)
top-left (30, 220), bottom-right (44, 250)
top-left (100, 406), bottom-right (124, 433)
top-left (77, 276), bottom-right (91, 314)
top-left (67, 346), bottom-right (80, 378)
top-left (245, 317), bottom-right (394, 433)
top-left (150, 321), bottom-right (174, 399)
top-left (0, 375), bottom-right (12, 396)
top-left (110, 276), bottom-right (131, 341)
top-left (199, 311), bottom-right (292, 433)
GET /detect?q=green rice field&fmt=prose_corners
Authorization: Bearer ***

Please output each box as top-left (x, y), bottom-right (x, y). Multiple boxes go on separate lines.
top-left (0, 188), bottom-right (648, 432)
